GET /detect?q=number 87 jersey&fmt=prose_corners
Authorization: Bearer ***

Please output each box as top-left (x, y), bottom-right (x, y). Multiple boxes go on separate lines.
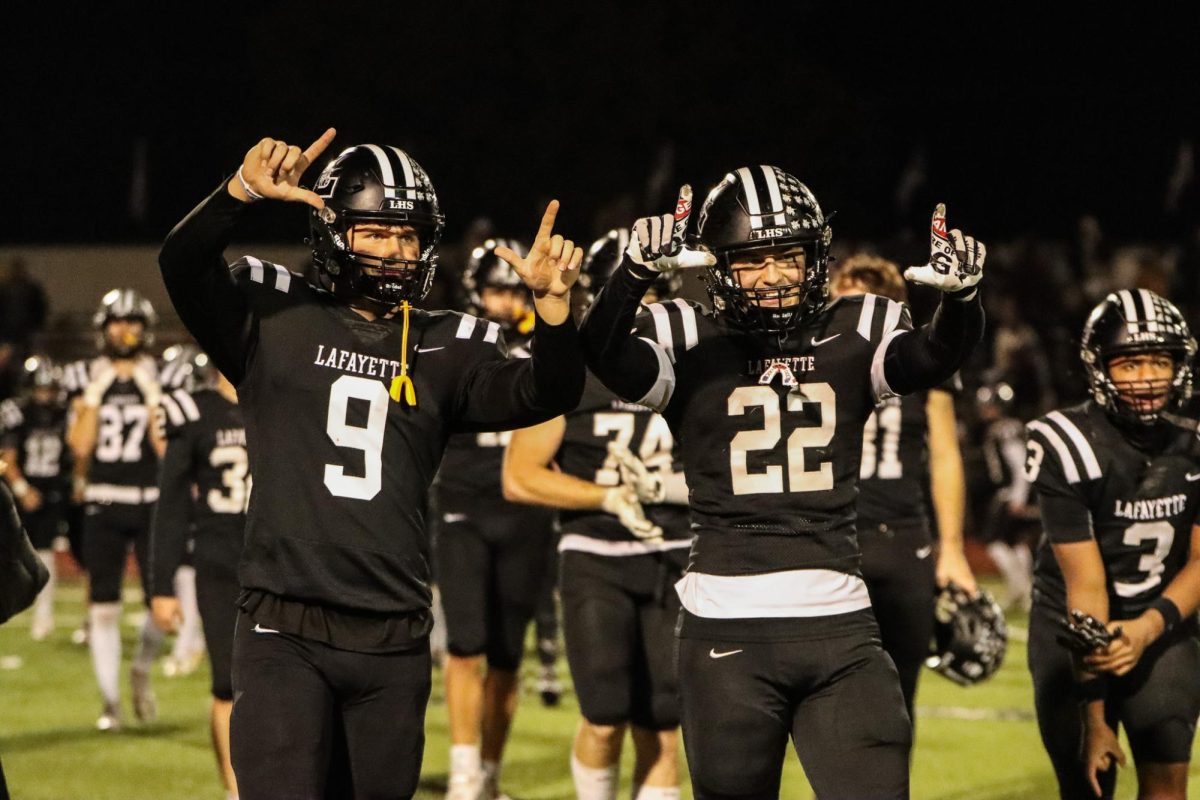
top-left (1026, 400), bottom-right (1200, 620)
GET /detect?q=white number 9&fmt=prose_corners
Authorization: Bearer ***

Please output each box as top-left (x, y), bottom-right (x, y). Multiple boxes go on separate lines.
top-left (324, 376), bottom-right (389, 500)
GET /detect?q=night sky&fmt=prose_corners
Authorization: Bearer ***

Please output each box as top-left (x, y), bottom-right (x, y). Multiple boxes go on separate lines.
top-left (7, 3), bottom-right (1199, 248)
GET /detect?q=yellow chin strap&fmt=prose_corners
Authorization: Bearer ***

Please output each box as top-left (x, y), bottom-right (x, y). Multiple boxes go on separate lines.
top-left (389, 301), bottom-right (418, 406)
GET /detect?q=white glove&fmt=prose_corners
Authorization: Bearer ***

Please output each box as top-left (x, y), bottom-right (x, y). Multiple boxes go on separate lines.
top-left (628, 185), bottom-right (717, 273)
top-left (130, 363), bottom-right (162, 407)
top-left (904, 204), bottom-right (986, 299)
top-left (82, 364), bottom-right (119, 408)
top-left (607, 441), bottom-right (665, 504)
top-left (601, 486), bottom-right (663, 541)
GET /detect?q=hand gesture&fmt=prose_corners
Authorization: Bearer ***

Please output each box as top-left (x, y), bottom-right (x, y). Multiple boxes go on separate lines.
top-left (607, 441), bottom-right (666, 505)
top-left (495, 201), bottom-right (583, 302)
top-left (601, 486), bottom-right (663, 541)
top-left (1084, 616), bottom-right (1159, 676)
top-left (904, 204), bottom-right (986, 296)
top-left (228, 128), bottom-right (339, 210)
top-left (628, 185), bottom-right (717, 273)
top-left (1084, 717), bottom-right (1125, 796)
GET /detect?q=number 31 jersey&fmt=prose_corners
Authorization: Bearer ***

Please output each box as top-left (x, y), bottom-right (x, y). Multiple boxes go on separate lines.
top-left (641, 294), bottom-right (912, 637)
top-left (1027, 401), bottom-right (1200, 620)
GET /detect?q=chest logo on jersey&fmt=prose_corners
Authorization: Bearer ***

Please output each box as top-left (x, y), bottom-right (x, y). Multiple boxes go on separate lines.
top-left (747, 356), bottom-right (816, 387)
top-left (313, 345), bottom-right (402, 380)
top-left (1113, 494), bottom-right (1188, 521)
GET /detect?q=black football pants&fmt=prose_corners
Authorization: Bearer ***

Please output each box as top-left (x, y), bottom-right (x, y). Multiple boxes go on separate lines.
top-left (230, 610), bottom-right (432, 800)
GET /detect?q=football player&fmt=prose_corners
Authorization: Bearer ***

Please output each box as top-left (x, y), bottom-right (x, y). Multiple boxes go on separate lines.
top-left (64, 288), bottom-right (166, 731)
top-left (1026, 289), bottom-right (1200, 800)
top-left (580, 171), bottom-right (986, 799)
top-left (435, 239), bottom-right (557, 800)
top-left (504, 228), bottom-right (689, 800)
top-left (829, 255), bottom-right (977, 723)
top-left (0, 356), bottom-right (70, 641)
top-left (148, 355), bottom-right (246, 800)
top-left (158, 130), bottom-right (585, 800)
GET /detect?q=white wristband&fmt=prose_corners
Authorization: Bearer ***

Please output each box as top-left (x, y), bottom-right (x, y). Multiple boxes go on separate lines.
top-left (237, 166), bottom-right (265, 203)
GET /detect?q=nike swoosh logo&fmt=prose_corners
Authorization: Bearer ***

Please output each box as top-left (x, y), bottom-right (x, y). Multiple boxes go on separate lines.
top-left (414, 346), bottom-right (445, 353)
top-left (811, 334), bottom-right (841, 347)
top-left (709, 648), bottom-right (743, 659)
top-left (443, 513), bottom-right (468, 523)
top-left (1187, 472), bottom-right (1200, 482)
top-left (915, 545), bottom-right (933, 559)
top-left (252, 624), bottom-right (279, 634)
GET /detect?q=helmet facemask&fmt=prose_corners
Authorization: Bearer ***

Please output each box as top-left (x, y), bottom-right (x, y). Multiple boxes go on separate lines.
top-left (703, 233), bottom-right (831, 336)
top-left (312, 210), bottom-right (441, 310)
top-left (1084, 346), bottom-right (1194, 426)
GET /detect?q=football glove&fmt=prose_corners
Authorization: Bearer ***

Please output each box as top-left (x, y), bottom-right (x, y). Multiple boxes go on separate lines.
top-left (1057, 609), bottom-right (1121, 655)
top-left (600, 486), bottom-right (662, 541)
top-left (82, 365), bottom-right (120, 408)
top-left (627, 185), bottom-right (716, 273)
top-left (904, 203), bottom-right (986, 299)
top-left (607, 441), bottom-right (667, 504)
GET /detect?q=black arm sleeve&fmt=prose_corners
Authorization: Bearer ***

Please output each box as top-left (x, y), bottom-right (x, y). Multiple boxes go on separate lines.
top-left (158, 180), bottom-right (256, 385)
top-left (0, 482), bottom-right (49, 625)
top-left (883, 292), bottom-right (985, 396)
top-left (148, 430), bottom-right (195, 597)
top-left (579, 258), bottom-right (663, 403)
top-left (455, 312), bottom-right (586, 432)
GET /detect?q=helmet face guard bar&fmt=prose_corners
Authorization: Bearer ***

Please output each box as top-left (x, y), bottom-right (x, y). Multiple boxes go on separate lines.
top-left (702, 237), bottom-right (829, 336)
top-left (1085, 344), bottom-right (1194, 425)
top-left (312, 208), bottom-right (442, 307)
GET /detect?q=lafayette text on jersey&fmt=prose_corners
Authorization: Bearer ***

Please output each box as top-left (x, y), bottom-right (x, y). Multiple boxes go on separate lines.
top-left (158, 183), bottom-right (583, 649)
top-left (1028, 401), bottom-right (1200, 620)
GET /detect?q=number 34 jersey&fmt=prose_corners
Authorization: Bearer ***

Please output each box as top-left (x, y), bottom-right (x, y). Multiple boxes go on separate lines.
top-left (1027, 401), bottom-right (1200, 620)
top-left (641, 294), bottom-right (912, 634)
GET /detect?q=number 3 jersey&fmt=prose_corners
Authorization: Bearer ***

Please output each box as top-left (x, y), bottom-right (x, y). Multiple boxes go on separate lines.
top-left (150, 388), bottom-right (247, 597)
top-left (1027, 401), bottom-right (1200, 620)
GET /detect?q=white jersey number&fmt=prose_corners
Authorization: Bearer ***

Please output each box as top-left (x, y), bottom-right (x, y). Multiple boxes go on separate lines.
top-left (23, 433), bottom-right (63, 478)
top-left (728, 383), bottom-right (836, 495)
top-left (208, 445), bottom-right (252, 514)
top-left (1113, 520), bottom-right (1175, 597)
top-left (96, 405), bottom-right (150, 463)
top-left (860, 402), bottom-right (903, 480)
top-left (323, 376), bottom-right (389, 501)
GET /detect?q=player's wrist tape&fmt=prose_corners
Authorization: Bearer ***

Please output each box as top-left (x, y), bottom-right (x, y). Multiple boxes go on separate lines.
top-left (236, 166), bottom-right (265, 203)
top-left (10, 479), bottom-right (29, 498)
top-left (1150, 597), bottom-right (1182, 633)
top-left (1076, 677), bottom-right (1108, 704)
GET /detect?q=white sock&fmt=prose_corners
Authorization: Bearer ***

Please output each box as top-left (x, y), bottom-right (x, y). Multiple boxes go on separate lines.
top-left (89, 603), bottom-right (122, 705)
top-left (133, 615), bottom-right (165, 674)
top-left (450, 743), bottom-right (482, 782)
top-left (171, 565), bottom-right (205, 660)
top-left (633, 786), bottom-right (680, 800)
top-left (32, 550), bottom-right (56, 630)
top-left (571, 754), bottom-right (618, 800)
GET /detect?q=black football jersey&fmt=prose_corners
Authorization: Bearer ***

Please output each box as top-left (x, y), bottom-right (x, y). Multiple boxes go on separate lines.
top-left (857, 378), bottom-right (960, 529)
top-left (557, 370), bottom-right (689, 542)
top-left (63, 356), bottom-right (160, 492)
top-left (437, 337), bottom-right (531, 506)
top-left (983, 417), bottom-right (1030, 501)
top-left (1028, 402), bottom-right (1200, 619)
top-left (151, 387), bottom-right (247, 596)
top-left (0, 398), bottom-right (70, 497)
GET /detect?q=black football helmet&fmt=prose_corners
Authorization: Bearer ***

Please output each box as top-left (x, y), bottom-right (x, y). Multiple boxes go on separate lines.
top-left (694, 166), bottom-right (832, 335)
top-left (580, 228), bottom-right (679, 304)
top-left (161, 344), bottom-right (217, 391)
top-left (462, 238), bottom-right (529, 322)
top-left (1080, 289), bottom-right (1196, 425)
top-left (309, 144), bottom-right (445, 309)
top-left (926, 583), bottom-right (1008, 686)
top-left (21, 355), bottom-right (60, 399)
top-left (94, 288), bottom-right (156, 356)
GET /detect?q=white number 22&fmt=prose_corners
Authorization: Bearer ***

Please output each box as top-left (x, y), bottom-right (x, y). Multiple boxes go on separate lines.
top-left (324, 376), bottom-right (389, 501)
top-left (727, 383), bottom-right (836, 495)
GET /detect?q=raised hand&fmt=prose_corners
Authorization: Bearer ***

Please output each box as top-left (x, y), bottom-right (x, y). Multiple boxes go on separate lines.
top-left (227, 128), bottom-right (338, 210)
top-left (496, 200), bottom-right (583, 300)
top-left (628, 185), bottom-right (716, 273)
top-left (904, 204), bottom-right (986, 297)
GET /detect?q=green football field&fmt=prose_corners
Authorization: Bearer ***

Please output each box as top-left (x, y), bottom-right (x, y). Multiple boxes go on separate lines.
top-left (2, 580), bottom-right (1198, 800)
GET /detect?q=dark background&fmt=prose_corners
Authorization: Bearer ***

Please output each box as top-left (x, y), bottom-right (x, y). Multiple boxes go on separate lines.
top-left (6, 3), bottom-right (1199, 247)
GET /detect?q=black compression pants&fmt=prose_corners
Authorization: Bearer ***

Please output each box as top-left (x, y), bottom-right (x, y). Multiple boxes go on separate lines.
top-left (230, 610), bottom-right (432, 800)
top-left (83, 502), bottom-right (153, 603)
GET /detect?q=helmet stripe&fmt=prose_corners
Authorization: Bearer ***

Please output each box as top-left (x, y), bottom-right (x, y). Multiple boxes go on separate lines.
top-left (387, 147), bottom-right (417, 200)
top-left (362, 144), bottom-right (397, 199)
top-left (1115, 289), bottom-right (1139, 324)
top-left (1136, 288), bottom-right (1160, 333)
top-left (759, 166), bottom-right (786, 226)
top-left (735, 167), bottom-right (763, 225)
